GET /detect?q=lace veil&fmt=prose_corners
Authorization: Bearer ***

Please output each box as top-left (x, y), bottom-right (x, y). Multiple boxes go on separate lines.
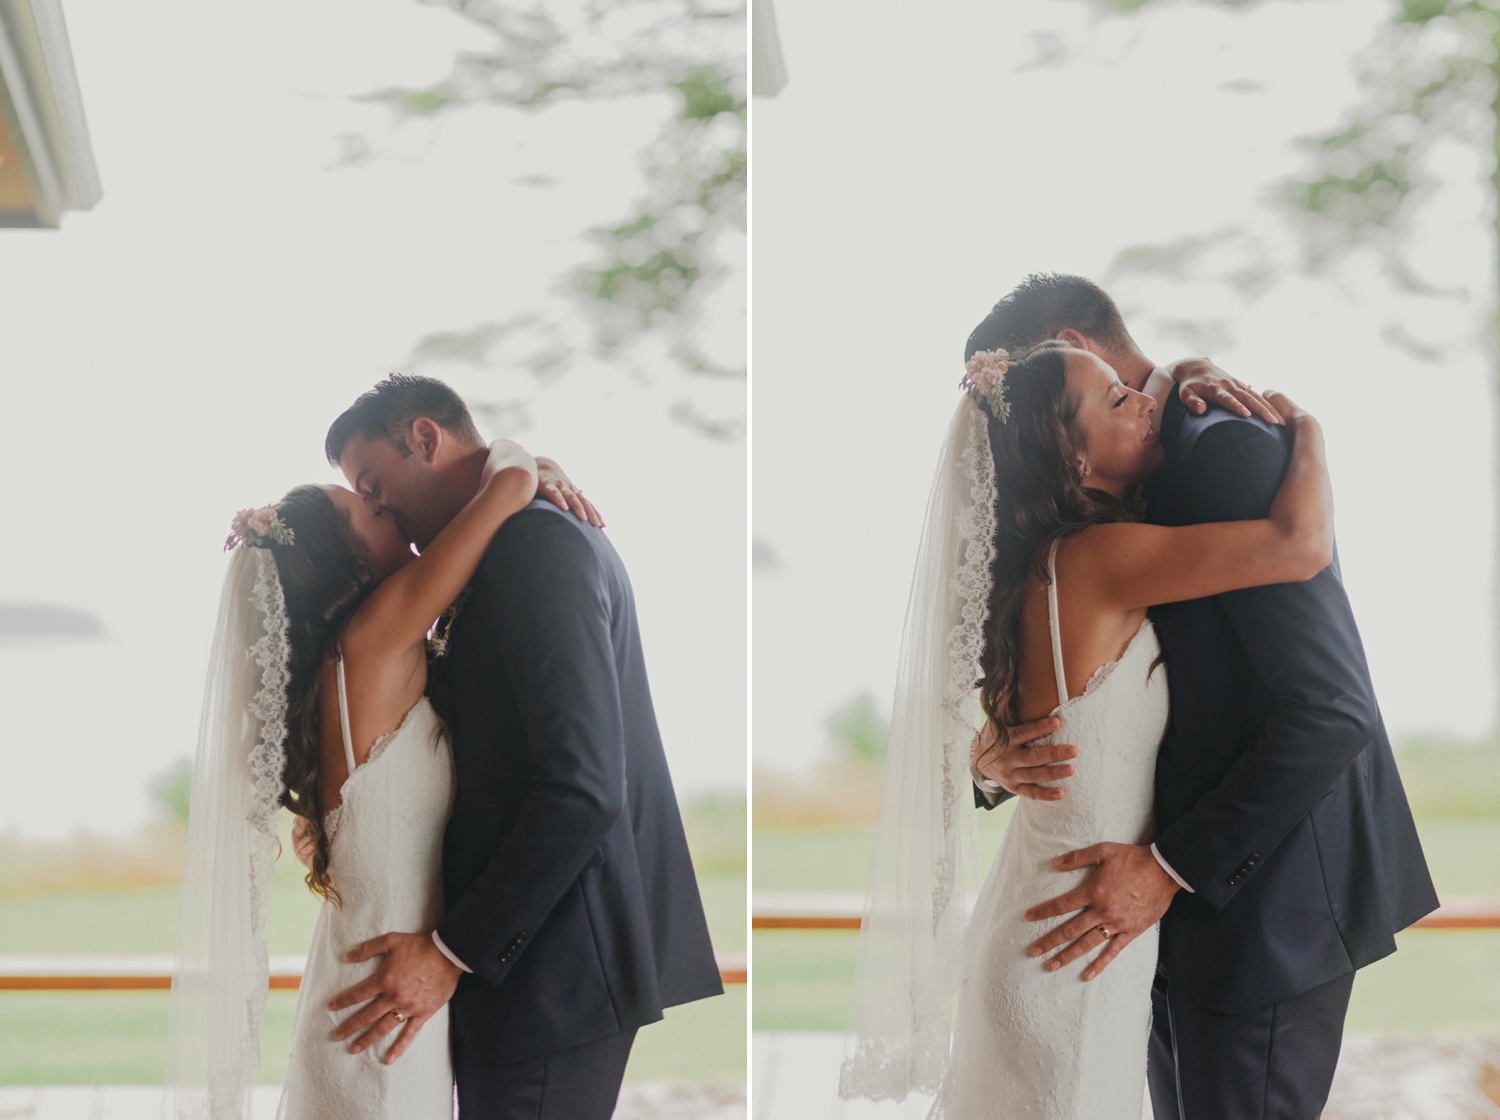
top-left (838, 395), bottom-right (997, 1106)
top-left (164, 546), bottom-right (290, 1119)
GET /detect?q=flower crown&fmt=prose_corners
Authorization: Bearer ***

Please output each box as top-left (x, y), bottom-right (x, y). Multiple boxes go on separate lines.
top-left (961, 348), bottom-right (1012, 423)
top-left (225, 504), bottom-right (295, 551)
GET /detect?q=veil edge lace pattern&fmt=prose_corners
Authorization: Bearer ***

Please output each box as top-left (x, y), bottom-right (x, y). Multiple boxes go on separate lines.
top-left (242, 549), bottom-right (291, 1100)
top-left (838, 399), bottom-right (997, 1104)
top-left (166, 547), bottom-right (291, 1120)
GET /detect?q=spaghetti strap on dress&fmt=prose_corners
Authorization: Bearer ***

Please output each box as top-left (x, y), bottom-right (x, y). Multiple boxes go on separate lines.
top-left (335, 657), bottom-right (357, 775)
top-left (1047, 539), bottom-right (1069, 705)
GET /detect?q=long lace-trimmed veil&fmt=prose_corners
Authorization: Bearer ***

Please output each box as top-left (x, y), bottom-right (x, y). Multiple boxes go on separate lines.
top-left (163, 546), bottom-right (291, 1119)
top-left (838, 396), bottom-right (998, 1109)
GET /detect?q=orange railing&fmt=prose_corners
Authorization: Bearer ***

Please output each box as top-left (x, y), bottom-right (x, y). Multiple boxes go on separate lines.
top-left (750, 894), bottom-right (1500, 932)
top-left (0, 952), bottom-right (747, 990)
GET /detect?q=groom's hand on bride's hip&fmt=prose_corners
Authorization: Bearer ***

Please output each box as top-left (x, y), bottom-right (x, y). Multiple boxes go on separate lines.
top-left (328, 932), bottom-right (462, 1063)
top-left (1023, 842), bottom-right (1179, 981)
top-left (973, 716), bottom-right (1076, 801)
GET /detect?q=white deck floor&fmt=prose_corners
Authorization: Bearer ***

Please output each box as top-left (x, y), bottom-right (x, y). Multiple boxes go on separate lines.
top-left (0, 1083), bottom-right (747, 1120)
top-left (752, 1031), bottom-right (1500, 1120)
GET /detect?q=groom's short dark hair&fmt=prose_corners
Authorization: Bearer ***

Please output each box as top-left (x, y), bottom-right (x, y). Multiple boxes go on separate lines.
top-left (964, 273), bottom-right (1132, 360)
top-left (325, 374), bottom-right (484, 465)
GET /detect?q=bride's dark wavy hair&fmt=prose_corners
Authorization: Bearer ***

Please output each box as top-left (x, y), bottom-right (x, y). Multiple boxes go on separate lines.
top-left (260, 485), bottom-right (377, 902)
top-left (975, 340), bottom-right (1142, 751)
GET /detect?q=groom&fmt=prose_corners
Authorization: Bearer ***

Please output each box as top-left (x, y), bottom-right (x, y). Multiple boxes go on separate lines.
top-left (321, 375), bottom-right (722, 1118)
top-left (970, 275), bottom-right (1437, 1120)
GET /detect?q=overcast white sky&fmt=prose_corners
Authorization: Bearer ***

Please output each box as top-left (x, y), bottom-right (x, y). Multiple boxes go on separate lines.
top-left (0, 0), bottom-right (746, 838)
top-left (753, 0), bottom-right (1496, 772)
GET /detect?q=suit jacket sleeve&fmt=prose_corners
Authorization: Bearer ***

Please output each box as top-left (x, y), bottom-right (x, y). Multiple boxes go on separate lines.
top-left (974, 781), bottom-right (1010, 809)
top-left (1151, 418), bottom-right (1379, 910)
top-left (435, 514), bottom-right (626, 983)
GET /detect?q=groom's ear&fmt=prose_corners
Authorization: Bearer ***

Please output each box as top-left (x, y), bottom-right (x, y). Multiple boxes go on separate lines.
top-left (407, 417), bottom-right (445, 466)
top-left (1055, 328), bottom-right (1099, 354)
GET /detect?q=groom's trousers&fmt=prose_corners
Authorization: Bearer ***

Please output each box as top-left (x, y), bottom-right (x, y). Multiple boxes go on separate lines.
top-left (453, 1027), bottom-right (637, 1120)
top-left (1147, 965), bottom-right (1354, 1120)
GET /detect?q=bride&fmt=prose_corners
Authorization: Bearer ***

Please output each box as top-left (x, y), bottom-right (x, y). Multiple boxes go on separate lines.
top-left (838, 339), bottom-right (1331, 1117)
top-left (163, 443), bottom-right (596, 1119)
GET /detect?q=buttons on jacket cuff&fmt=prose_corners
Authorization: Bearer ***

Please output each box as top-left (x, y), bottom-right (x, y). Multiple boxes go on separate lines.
top-left (497, 931), bottom-right (528, 965)
top-left (1227, 853), bottom-right (1262, 887)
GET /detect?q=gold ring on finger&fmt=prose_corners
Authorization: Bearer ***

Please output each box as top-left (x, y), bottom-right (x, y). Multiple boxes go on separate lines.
top-left (391, 1011), bottom-right (407, 1023)
top-left (1094, 925), bottom-right (1114, 940)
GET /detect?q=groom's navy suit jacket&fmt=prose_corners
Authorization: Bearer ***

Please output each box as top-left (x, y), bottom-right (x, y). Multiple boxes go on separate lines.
top-left (1142, 393), bottom-right (1435, 1013)
top-left (434, 500), bottom-right (722, 1063)
top-left (981, 393), bottom-right (1436, 1015)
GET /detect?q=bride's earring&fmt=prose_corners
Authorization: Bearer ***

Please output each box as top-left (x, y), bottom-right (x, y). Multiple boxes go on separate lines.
top-left (1078, 464), bottom-right (1091, 483)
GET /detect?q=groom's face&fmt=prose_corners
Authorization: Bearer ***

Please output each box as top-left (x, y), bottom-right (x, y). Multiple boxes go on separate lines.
top-left (339, 431), bottom-right (451, 550)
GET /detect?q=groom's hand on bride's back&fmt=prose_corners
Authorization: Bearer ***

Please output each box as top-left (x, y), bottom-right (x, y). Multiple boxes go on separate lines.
top-left (973, 716), bottom-right (1077, 801)
top-left (327, 932), bottom-right (462, 1063)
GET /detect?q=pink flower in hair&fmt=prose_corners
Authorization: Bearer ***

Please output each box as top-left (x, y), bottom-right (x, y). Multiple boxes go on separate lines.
top-left (961, 349), bottom-right (1014, 423)
top-left (225, 504), bottom-right (295, 550)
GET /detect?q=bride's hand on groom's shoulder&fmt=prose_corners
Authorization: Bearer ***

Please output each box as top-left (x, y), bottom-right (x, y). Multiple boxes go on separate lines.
top-left (1023, 842), bottom-right (1179, 982)
top-left (972, 717), bottom-right (1076, 801)
top-left (534, 455), bottom-right (605, 528)
top-left (1167, 357), bottom-right (1284, 426)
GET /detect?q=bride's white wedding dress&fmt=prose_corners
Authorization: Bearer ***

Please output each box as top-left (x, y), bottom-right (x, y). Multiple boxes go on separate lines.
top-left (277, 659), bottom-right (456, 1120)
top-left (933, 541), bottom-right (1168, 1120)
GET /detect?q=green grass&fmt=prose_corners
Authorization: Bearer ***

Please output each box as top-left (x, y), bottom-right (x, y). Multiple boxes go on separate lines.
top-left (0, 870), bottom-right (743, 1086)
top-left (627, 988), bottom-right (746, 1084)
top-left (0, 876), bottom-right (324, 956)
top-left (750, 931), bottom-right (857, 1031)
top-left (752, 805), bottom-right (1016, 895)
top-left (698, 872), bottom-right (746, 952)
top-left (1390, 739), bottom-right (1500, 818)
top-left (682, 794), bottom-right (748, 876)
top-left (0, 992), bottom-right (301, 1086)
top-left (0, 986), bottom-right (746, 1087)
top-left (751, 812), bottom-right (1500, 1033)
top-left (1345, 931), bottom-right (1500, 1035)
top-left (0, 797), bottom-right (747, 1086)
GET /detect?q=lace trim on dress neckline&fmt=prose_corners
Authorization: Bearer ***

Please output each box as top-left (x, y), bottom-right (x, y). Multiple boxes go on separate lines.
top-left (1054, 618), bottom-right (1155, 715)
top-left (322, 698), bottom-right (430, 845)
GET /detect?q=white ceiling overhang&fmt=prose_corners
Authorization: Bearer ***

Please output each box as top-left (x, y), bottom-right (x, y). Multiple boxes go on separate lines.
top-left (0, 0), bottom-right (100, 228)
top-left (752, 0), bottom-right (788, 99)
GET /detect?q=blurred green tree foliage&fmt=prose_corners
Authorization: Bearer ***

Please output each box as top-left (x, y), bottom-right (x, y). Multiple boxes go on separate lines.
top-left (1097, 0), bottom-right (1500, 707)
top-left (148, 759), bottom-right (192, 825)
top-left (825, 693), bottom-right (891, 765)
top-left (372, 0), bottom-right (746, 438)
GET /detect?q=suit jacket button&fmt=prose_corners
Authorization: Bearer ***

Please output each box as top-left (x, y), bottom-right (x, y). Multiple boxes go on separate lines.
top-left (1228, 875), bottom-right (1242, 885)
top-left (1247, 854), bottom-right (1260, 865)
